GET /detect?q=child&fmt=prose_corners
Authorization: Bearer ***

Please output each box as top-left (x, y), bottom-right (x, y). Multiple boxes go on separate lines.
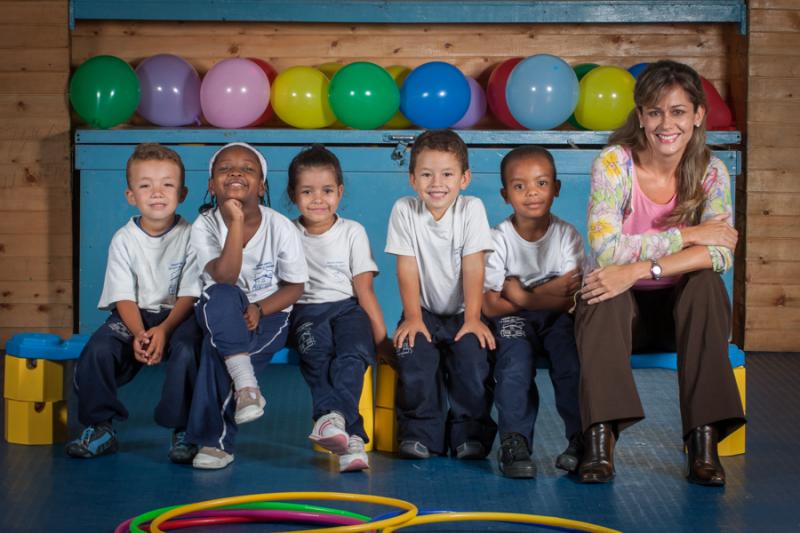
top-left (67, 143), bottom-right (202, 463)
top-left (482, 146), bottom-right (584, 478)
top-left (287, 144), bottom-right (392, 472)
top-left (385, 129), bottom-right (497, 460)
top-left (186, 142), bottom-right (308, 469)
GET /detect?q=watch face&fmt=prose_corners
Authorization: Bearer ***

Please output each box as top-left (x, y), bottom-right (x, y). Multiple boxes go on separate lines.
top-left (651, 263), bottom-right (663, 280)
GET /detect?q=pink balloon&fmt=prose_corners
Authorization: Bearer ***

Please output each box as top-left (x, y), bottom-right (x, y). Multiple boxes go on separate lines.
top-left (200, 58), bottom-right (270, 128)
top-left (451, 76), bottom-right (487, 129)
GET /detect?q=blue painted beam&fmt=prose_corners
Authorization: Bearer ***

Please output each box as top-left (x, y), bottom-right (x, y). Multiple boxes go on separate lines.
top-left (71, 1), bottom-right (747, 33)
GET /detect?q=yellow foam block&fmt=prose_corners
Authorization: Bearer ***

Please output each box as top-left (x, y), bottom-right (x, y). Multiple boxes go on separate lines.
top-left (3, 355), bottom-right (65, 403)
top-left (718, 366), bottom-right (746, 457)
top-left (376, 363), bottom-right (397, 408)
top-left (4, 399), bottom-right (67, 445)
top-left (374, 406), bottom-right (397, 453)
top-left (313, 366), bottom-right (374, 453)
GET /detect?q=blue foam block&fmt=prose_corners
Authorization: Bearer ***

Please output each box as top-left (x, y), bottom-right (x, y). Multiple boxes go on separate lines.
top-left (6, 333), bottom-right (89, 361)
top-left (630, 344), bottom-right (745, 370)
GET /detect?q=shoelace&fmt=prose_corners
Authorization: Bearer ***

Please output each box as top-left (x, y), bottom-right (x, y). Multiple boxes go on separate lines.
top-left (174, 431), bottom-right (188, 446)
top-left (79, 427), bottom-right (96, 445)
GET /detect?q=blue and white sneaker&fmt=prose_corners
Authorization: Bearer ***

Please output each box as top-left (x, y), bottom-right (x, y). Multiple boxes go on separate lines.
top-left (168, 430), bottom-right (198, 464)
top-left (65, 424), bottom-right (118, 459)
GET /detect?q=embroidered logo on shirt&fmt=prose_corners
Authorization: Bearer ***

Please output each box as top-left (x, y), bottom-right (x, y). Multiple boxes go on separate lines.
top-left (253, 261), bottom-right (274, 291)
top-left (498, 316), bottom-right (526, 339)
top-left (296, 321), bottom-right (316, 354)
top-left (168, 260), bottom-right (185, 296)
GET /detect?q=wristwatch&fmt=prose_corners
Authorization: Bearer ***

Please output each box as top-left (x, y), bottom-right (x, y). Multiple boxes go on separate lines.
top-left (650, 260), bottom-right (663, 281)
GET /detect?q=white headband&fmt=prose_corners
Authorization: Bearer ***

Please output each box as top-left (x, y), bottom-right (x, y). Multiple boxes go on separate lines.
top-left (208, 142), bottom-right (268, 181)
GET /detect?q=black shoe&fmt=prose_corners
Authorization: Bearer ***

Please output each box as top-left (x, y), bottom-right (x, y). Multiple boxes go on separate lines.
top-left (555, 432), bottom-right (584, 473)
top-left (168, 429), bottom-right (198, 464)
top-left (455, 440), bottom-right (486, 460)
top-left (498, 433), bottom-right (535, 479)
top-left (578, 423), bottom-right (615, 483)
top-left (686, 425), bottom-right (726, 486)
top-left (65, 423), bottom-right (118, 459)
top-left (398, 440), bottom-right (431, 459)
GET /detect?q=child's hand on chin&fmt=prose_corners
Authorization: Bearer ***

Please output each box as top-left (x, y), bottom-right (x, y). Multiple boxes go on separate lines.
top-left (220, 198), bottom-right (244, 222)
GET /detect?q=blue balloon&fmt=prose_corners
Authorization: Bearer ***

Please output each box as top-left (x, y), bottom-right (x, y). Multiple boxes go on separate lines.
top-left (505, 54), bottom-right (579, 130)
top-left (628, 62), bottom-right (650, 79)
top-left (400, 62), bottom-right (470, 128)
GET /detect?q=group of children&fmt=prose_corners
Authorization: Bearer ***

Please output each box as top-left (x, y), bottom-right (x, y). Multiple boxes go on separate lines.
top-left (67, 129), bottom-right (585, 479)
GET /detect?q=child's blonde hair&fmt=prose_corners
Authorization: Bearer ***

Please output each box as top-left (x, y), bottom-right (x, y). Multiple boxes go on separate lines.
top-left (126, 143), bottom-right (185, 188)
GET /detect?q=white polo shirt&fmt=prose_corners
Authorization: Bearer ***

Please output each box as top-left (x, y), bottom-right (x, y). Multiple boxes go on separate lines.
top-left (385, 195), bottom-right (493, 316)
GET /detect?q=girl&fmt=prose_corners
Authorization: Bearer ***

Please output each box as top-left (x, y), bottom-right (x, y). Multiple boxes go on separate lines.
top-left (287, 144), bottom-right (391, 472)
top-left (186, 142), bottom-right (309, 469)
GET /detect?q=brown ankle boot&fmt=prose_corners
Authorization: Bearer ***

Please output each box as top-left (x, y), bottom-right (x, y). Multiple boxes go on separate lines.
top-left (686, 425), bottom-right (726, 486)
top-left (578, 423), bottom-right (615, 483)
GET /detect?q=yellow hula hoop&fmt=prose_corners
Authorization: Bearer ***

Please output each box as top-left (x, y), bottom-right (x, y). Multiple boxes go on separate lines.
top-left (148, 491), bottom-right (418, 533)
top-left (381, 511), bottom-right (620, 532)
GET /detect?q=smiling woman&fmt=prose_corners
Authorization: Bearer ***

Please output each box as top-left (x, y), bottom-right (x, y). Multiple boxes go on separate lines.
top-left (574, 60), bottom-right (745, 487)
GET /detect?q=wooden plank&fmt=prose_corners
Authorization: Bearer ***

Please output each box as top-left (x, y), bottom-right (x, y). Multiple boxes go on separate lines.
top-left (749, 32), bottom-right (800, 56)
top-left (0, 138), bottom-right (71, 165)
top-left (749, 9), bottom-right (800, 32)
top-left (743, 329), bottom-right (800, 352)
top-left (745, 260), bottom-right (800, 284)
top-left (748, 148), bottom-right (800, 171)
top-left (0, 73), bottom-right (69, 95)
top-left (0, 186), bottom-right (71, 210)
top-left (0, 210), bottom-right (72, 235)
top-left (0, 50), bottom-right (70, 74)
top-left (0, 233), bottom-right (72, 257)
top-left (0, 302), bottom-right (73, 328)
top-left (1, 1), bottom-right (68, 23)
top-left (748, 0), bottom-right (800, 10)
top-left (749, 55), bottom-right (800, 78)
top-left (748, 77), bottom-right (799, 103)
top-left (747, 237), bottom-right (800, 262)
top-left (0, 95), bottom-right (69, 119)
top-left (747, 215), bottom-right (800, 238)
top-left (747, 283), bottom-right (800, 308)
top-left (745, 307), bottom-right (800, 330)
top-left (0, 280), bottom-right (72, 304)
top-left (747, 170), bottom-right (800, 193)
top-left (747, 123), bottom-right (800, 148)
top-left (747, 192), bottom-right (800, 216)
top-left (0, 119), bottom-right (69, 140)
top-left (0, 25), bottom-right (67, 49)
top-left (749, 101), bottom-right (800, 124)
top-left (0, 163), bottom-right (71, 188)
top-left (0, 256), bottom-right (72, 281)
top-left (0, 327), bottom-right (73, 350)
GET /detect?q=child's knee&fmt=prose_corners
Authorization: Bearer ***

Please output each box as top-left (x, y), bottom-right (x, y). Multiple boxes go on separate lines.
top-left (204, 283), bottom-right (246, 309)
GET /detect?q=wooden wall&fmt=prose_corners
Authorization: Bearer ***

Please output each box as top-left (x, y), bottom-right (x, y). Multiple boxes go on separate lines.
top-left (745, 0), bottom-right (800, 351)
top-left (0, 1), bottom-right (72, 347)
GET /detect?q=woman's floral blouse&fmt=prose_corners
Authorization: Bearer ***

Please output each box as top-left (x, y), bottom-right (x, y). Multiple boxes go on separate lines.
top-left (587, 145), bottom-right (734, 273)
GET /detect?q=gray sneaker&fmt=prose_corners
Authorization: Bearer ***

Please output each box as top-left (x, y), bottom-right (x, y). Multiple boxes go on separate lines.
top-left (234, 387), bottom-right (266, 425)
top-left (455, 440), bottom-right (486, 460)
top-left (168, 430), bottom-right (198, 464)
top-left (398, 440), bottom-right (430, 459)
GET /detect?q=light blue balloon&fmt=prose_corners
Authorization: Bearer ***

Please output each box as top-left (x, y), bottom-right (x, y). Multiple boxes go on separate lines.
top-left (505, 54), bottom-right (579, 130)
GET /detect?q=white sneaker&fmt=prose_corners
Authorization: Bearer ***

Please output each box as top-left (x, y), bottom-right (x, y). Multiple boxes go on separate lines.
top-left (339, 435), bottom-right (369, 472)
top-left (192, 446), bottom-right (234, 469)
top-left (234, 387), bottom-right (266, 425)
top-left (308, 411), bottom-right (349, 455)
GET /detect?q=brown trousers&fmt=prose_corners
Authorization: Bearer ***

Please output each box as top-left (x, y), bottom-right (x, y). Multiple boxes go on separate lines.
top-left (575, 269), bottom-right (745, 440)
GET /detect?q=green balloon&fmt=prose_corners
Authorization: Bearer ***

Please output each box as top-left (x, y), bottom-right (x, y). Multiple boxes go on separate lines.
top-left (567, 63), bottom-right (599, 130)
top-left (69, 55), bottom-right (140, 129)
top-left (328, 62), bottom-right (400, 129)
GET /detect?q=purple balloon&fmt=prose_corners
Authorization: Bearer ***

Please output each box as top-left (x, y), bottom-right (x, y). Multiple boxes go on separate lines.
top-left (451, 76), bottom-right (487, 129)
top-left (200, 58), bottom-right (270, 129)
top-left (135, 54), bottom-right (201, 127)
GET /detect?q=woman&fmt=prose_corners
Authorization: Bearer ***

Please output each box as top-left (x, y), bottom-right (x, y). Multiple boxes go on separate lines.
top-left (577, 60), bottom-right (745, 486)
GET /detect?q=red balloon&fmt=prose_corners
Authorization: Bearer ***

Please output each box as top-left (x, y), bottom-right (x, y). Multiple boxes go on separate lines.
top-left (701, 77), bottom-right (733, 130)
top-left (248, 58), bottom-right (279, 125)
top-left (486, 57), bottom-right (525, 129)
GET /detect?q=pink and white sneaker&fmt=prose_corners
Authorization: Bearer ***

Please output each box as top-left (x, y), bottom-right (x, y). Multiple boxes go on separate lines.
top-left (308, 411), bottom-right (348, 455)
top-left (339, 435), bottom-right (369, 472)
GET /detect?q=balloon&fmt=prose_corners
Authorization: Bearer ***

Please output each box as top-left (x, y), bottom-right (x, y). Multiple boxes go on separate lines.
top-left (574, 66), bottom-right (636, 131)
top-left (248, 58), bottom-right (279, 126)
top-left (328, 62), bottom-right (399, 130)
top-left (318, 62), bottom-right (344, 80)
top-left (135, 54), bottom-right (200, 127)
top-left (200, 58), bottom-right (270, 128)
top-left (701, 77), bottom-right (733, 130)
top-left (271, 66), bottom-right (336, 129)
top-left (486, 58), bottom-right (525, 129)
top-left (628, 62), bottom-right (650, 79)
top-left (383, 66), bottom-right (413, 129)
top-left (399, 62), bottom-right (470, 129)
top-left (567, 63), bottom-right (599, 129)
top-left (506, 54), bottom-right (579, 130)
top-left (451, 76), bottom-right (487, 129)
top-left (69, 55), bottom-right (140, 129)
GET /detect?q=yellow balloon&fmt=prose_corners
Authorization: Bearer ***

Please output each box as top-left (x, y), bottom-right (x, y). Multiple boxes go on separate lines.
top-left (271, 66), bottom-right (336, 129)
top-left (383, 65), bottom-right (412, 129)
top-left (574, 66), bottom-right (636, 131)
top-left (317, 62), bottom-right (344, 80)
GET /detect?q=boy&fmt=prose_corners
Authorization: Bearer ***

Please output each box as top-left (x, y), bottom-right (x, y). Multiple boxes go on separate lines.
top-left (385, 129), bottom-right (497, 460)
top-left (483, 145), bottom-right (583, 478)
top-left (66, 143), bottom-right (202, 463)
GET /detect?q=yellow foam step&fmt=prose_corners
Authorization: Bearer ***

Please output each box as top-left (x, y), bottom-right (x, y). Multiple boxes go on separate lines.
top-left (4, 355), bottom-right (66, 403)
top-left (718, 366), bottom-right (746, 457)
top-left (4, 399), bottom-right (68, 445)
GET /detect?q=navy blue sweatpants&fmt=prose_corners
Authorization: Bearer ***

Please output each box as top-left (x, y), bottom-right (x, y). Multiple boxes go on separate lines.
top-left (489, 310), bottom-right (581, 449)
top-left (74, 308), bottom-right (202, 429)
top-left (186, 283), bottom-right (289, 453)
top-left (291, 298), bottom-right (375, 442)
top-left (394, 309), bottom-right (497, 456)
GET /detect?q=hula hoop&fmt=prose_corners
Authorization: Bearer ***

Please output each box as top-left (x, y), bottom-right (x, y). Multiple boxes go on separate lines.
top-left (380, 511), bottom-right (620, 532)
top-left (120, 502), bottom-right (371, 533)
top-left (143, 516), bottom-right (253, 530)
top-left (137, 510), bottom-right (365, 531)
top-left (148, 492), bottom-right (417, 533)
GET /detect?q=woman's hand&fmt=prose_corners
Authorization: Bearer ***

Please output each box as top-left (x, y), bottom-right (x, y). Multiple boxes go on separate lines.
top-left (581, 263), bottom-right (646, 305)
top-left (681, 214), bottom-right (738, 250)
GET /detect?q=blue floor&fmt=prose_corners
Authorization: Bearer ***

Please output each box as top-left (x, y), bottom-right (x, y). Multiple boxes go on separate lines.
top-left (1, 353), bottom-right (799, 532)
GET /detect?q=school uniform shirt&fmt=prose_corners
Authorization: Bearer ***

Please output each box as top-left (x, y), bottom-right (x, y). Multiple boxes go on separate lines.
top-left (98, 216), bottom-right (201, 312)
top-left (191, 205), bottom-right (309, 311)
top-left (294, 216), bottom-right (379, 305)
top-left (385, 195), bottom-right (493, 316)
top-left (484, 215), bottom-right (584, 293)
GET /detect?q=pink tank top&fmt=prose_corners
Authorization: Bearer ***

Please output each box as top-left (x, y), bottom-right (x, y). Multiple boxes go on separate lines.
top-left (622, 164), bottom-right (681, 290)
